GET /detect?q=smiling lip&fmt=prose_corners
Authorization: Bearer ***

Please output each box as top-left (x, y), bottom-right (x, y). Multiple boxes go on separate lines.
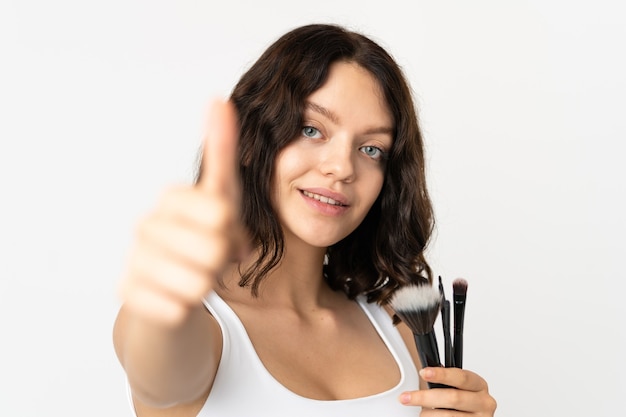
top-left (299, 188), bottom-right (350, 216)
top-left (300, 188), bottom-right (349, 206)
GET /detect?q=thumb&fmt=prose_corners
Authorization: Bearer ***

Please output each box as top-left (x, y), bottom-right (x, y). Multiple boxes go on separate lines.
top-left (197, 99), bottom-right (239, 195)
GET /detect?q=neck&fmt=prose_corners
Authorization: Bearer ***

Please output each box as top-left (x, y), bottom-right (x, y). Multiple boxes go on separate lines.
top-left (226, 234), bottom-right (337, 312)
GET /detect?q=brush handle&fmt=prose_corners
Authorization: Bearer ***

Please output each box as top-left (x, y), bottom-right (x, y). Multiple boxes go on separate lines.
top-left (453, 335), bottom-right (463, 369)
top-left (413, 332), bottom-right (452, 389)
top-left (453, 296), bottom-right (466, 369)
top-left (442, 300), bottom-right (453, 367)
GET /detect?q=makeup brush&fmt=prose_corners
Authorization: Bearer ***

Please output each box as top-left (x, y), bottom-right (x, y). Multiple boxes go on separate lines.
top-left (452, 278), bottom-right (468, 369)
top-left (438, 276), bottom-right (454, 368)
top-left (389, 284), bottom-right (450, 389)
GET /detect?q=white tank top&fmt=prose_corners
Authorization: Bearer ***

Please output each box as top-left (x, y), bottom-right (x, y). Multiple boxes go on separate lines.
top-left (126, 292), bottom-right (421, 416)
top-left (196, 291), bottom-right (422, 416)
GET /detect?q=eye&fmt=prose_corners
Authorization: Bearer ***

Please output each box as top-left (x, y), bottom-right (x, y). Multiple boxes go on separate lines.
top-left (359, 145), bottom-right (387, 161)
top-left (302, 126), bottom-right (322, 139)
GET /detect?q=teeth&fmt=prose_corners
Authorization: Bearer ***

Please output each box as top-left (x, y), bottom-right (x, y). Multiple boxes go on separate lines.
top-left (303, 190), bottom-right (344, 206)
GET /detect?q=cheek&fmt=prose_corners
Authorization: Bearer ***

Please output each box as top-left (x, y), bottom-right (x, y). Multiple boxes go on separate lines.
top-left (270, 169), bottom-right (283, 213)
top-left (364, 171), bottom-right (386, 205)
top-left (274, 146), bottom-right (308, 186)
top-left (271, 150), bottom-right (300, 207)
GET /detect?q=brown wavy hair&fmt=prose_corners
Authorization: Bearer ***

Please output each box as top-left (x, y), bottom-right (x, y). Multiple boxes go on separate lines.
top-left (196, 23), bottom-right (434, 304)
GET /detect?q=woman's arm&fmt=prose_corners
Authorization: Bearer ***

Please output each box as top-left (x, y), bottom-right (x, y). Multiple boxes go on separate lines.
top-left (113, 302), bottom-right (222, 408)
top-left (112, 100), bottom-right (241, 412)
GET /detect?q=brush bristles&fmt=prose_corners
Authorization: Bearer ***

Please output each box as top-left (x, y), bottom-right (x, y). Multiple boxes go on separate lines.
top-left (452, 278), bottom-right (468, 296)
top-left (389, 284), bottom-right (442, 335)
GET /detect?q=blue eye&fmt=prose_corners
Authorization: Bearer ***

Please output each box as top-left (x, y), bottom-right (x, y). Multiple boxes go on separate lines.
top-left (302, 126), bottom-right (322, 138)
top-left (360, 145), bottom-right (386, 161)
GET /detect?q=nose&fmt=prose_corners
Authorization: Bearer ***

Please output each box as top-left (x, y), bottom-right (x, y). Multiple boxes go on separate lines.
top-left (318, 137), bottom-right (355, 182)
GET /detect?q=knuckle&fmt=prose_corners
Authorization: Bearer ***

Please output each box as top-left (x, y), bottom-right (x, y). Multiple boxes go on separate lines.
top-left (159, 263), bottom-right (206, 299)
top-left (154, 185), bottom-right (183, 211)
top-left (160, 184), bottom-right (187, 200)
top-left (207, 199), bottom-right (237, 226)
top-left (486, 396), bottom-right (498, 412)
top-left (134, 213), bottom-right (155, 237)
top-left (182, 195), bottom-right (235, 231)
top-left (202, 236), bottom-right (231, 270)
top-left (459, 370), bottom-right (472, 386)
top-left (170, 272), bottom-right (202, 300)
top-left (446, 388), bottom-right (463, 409)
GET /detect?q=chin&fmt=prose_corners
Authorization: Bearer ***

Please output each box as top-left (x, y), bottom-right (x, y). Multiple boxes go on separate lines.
top-left (288, 228), bottom-right (353, 249)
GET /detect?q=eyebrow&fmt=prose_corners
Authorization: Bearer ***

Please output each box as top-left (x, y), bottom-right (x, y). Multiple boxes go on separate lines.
top-left (305, 101), bottom-right (394, 136)
top-left (306, 102), bottom-right (340, 124)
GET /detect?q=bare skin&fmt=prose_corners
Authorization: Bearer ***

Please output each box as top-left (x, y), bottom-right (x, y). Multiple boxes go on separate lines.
top-left (113, 62), bottom-right (497, 416)
top-left (113, 100), bottom-right (240, 411)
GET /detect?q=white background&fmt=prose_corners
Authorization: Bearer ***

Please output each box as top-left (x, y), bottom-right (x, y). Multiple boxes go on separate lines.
top-left (1, 1), bottom-right (624, 416)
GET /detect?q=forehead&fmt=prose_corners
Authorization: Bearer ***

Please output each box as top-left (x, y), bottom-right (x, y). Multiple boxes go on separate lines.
top-left (305, 61), bottom-right (393, 128)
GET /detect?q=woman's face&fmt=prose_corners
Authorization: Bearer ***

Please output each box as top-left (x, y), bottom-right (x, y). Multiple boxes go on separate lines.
top-left (272, 61), bottom-right (393, 249)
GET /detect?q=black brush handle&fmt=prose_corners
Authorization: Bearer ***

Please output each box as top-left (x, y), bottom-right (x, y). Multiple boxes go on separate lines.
top-left (453, 296), bottom-right (466, 369)
top-left (453, 334), bottom-right (463, 369)
top-left (442, 300), bottom-right (453, 367)
top-left (438, 276), bottom-right (454, 368)
top-left (413, 332), bottom-right (452, 389)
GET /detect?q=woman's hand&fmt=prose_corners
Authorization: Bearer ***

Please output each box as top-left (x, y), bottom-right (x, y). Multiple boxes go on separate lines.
top-left (399, 367), bottom-right (497, 416)
top-left (118, 100), bottom-right (244, 326)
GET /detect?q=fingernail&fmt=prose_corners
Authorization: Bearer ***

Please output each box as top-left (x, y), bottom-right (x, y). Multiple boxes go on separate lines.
top-left (399, 392), bottom-right (411, 404)
top-left (419, 368), bottom-right (434, 378)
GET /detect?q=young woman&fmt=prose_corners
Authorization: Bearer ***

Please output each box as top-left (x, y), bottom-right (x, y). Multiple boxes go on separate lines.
top-left (113, 24), bottom-right (497, 416)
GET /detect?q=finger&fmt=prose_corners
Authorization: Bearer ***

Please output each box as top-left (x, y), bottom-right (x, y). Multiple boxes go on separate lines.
top-left (127, 241), bottom-right (221, 303)
top-left (198, 99), bottom-right (239, 194)
top-left (408, 387), bottom-right (497, 415)
top-left (420, 367), bottom-right (488, 393)
top-left (400, 387), bottom-right (474, 412)
top-left (136, 214), bottom-right (234, 272)
top-left (154, 186), bottom-right (237, 232)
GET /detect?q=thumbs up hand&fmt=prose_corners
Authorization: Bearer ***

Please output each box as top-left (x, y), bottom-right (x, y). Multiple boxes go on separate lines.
top-left (118, 100), bottom-right (244, 326)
